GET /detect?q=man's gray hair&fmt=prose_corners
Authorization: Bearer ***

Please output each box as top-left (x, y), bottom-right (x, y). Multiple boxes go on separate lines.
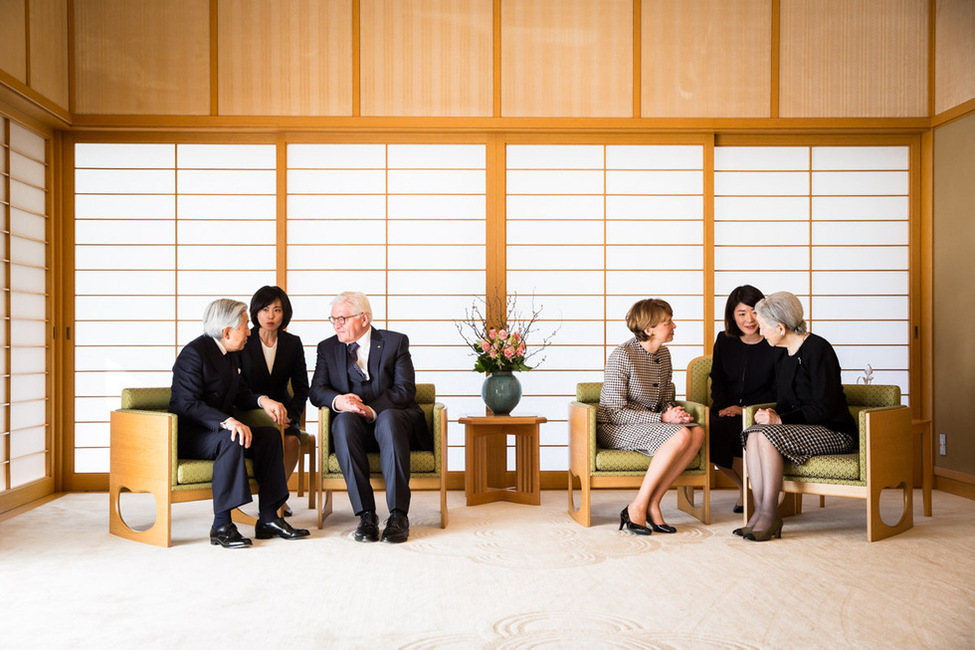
top-left (755, 291), bottom-right (807, 335)
top-left (331, 291), bottom-right (373, 320)
top-left (203, 298), bottom-right (248, 339)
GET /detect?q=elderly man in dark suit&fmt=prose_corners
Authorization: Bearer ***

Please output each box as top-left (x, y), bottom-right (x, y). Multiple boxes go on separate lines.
top-left (170, 298), bottom-right (310, 548)
top-left (309, 291), bottom-right (431, 543)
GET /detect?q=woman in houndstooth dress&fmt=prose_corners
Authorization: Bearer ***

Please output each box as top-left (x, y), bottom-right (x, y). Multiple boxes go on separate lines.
top-left (739, 291), bottom-right (856, 542)
top-left (597, 299), bottom-right (704, 535)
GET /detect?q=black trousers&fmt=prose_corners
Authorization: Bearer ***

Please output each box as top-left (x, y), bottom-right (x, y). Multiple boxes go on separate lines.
top-left (709, 412), bottom-right (744, 469)
top-left (179, 425), bottom-right (289, 516)
top-left (332, 409), bottom-right (413, 515)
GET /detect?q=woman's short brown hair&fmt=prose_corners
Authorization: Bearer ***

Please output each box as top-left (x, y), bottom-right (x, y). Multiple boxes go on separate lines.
top-left (626, 298), bottom-right (673, 342)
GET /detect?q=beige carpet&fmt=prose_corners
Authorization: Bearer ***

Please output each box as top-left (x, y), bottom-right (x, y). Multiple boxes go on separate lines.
top-left (1, 488), bottom-right (972, 649)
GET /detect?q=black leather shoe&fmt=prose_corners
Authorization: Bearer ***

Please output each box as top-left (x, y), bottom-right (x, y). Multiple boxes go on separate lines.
top-left (210, 523), bottom-right (252, 548)
top-left (619, 507), bottom-right (652, 535)
top-left (649, 521), bottom-right (677, 534)
top-left (381, 510), bottom-right (410, 543)
top-left (355, 511), bottom-right (379, 542)
top-left (255, 516), bottom-right (310, 540)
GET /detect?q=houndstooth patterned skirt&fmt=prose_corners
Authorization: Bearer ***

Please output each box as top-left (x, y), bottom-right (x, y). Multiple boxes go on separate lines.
top-left (598, 422), bottom-right (701, 457)
top-left (741, 423), bottom-right (854, 465)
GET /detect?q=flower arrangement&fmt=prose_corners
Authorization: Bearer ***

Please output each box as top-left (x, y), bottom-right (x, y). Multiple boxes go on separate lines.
top-left (456, 292), bottom-right (558, 374)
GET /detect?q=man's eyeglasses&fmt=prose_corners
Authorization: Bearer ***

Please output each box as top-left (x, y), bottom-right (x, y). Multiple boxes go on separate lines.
top-left (329, 313), bottom-right (364, 327)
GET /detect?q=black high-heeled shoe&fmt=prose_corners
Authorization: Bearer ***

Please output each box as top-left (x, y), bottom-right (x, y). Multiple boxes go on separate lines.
top-left (619, 507), bottom-right (653, 535)
top-left (649, 521), bottom-right (677, 534)
top-left (744, 516), bottom-right (783, 542)
top-left (732, 526), bottom-right (752, 537)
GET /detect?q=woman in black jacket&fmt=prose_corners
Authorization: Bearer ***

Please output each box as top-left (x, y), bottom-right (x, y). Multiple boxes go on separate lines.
top-left (241, 286), bottom-right (309, 514)
top-left (739, 291), bottom-right (855, 542)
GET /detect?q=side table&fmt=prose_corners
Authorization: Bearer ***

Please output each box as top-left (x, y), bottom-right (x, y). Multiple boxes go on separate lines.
top-left (460, 415), bottom-right (546, 506)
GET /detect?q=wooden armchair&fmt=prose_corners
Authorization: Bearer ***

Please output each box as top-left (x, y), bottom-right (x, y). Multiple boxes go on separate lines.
top-left (742, 384), bottom-right (913, 541)
top-left (109, 387), bottom-right (282, 547)
top-left (567, 382), bottom-right (710, 527)
top-left (316, 383), bottom-right (448, 529)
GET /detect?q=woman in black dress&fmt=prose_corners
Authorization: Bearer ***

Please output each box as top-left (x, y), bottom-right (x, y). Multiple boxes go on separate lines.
top-left (709, 285), bottom-right (780, 513)
top-left (241, 286), bottom-right (309, 514)
top-left (739, 291), bottom-right (856, 541)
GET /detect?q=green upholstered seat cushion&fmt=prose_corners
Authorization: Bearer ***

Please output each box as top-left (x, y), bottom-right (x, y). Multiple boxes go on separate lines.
top-left (326, 450), bottom-right (435, 475)
top-left (594, 447), bottom-right (704, 473)
top-left (177, 458), bottom-right (255, 485)
top-left (783, 453), bottom-right (860, 481)
top-left (780, 405), bottom-right (880, 483)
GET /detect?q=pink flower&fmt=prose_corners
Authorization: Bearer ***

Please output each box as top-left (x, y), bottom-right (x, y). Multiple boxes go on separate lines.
top-left (489, 350), bottom-right (497, 359)
top-left (511, 331), bottom-right (521, 341)
top-left (479, 340), bottom-right (490, 352)
top-left (517, 343), bottom-right (526, 355)
top-left (487, 329), bottom-right (497, 340)
top-left (504, 347), bottom-right (514, 359)
top-left (498, 330), bottom-right (508, 339)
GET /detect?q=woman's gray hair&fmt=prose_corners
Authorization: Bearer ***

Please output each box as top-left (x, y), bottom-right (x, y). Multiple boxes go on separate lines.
top-left (755, 291), bottom-right (807, 335)
top-left (203, 298), bottom-right (248, 339)
top-left (330, 291), bottom-right (373, 320)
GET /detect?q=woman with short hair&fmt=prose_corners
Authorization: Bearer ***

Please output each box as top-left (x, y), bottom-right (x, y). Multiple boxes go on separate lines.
top-left (739, 291), bottom-right (855, 541)
top-left (240, 285), bottom-right (309, 515)
top-left (597, 298), bottom-right (705, 535)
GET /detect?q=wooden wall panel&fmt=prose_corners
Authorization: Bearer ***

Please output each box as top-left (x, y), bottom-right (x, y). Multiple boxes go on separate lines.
top-left (780, 0), bottom-right (928, 118)
top-left (0, 0), bottom-right (27, 84)
top-left (642, 0), bottom-right (771, 118)
top-left (28, 0), bottom-right (69, 109)
top-left (935, 0), bottom-right (975, 115)
top-left (360, 0), bottom-right (492, 117)
top-left (501, 0), bottom-right (632, 117)
top-left (933, 111), bottom-right (975, 474)
top-left (217, 0), bottom-right (352, 116)
top-left (73, 0), bottom-right (210, 115)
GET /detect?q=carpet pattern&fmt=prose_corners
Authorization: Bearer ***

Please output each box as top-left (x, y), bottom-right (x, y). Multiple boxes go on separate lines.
top-left (1, 489), bottom-right (973, 648)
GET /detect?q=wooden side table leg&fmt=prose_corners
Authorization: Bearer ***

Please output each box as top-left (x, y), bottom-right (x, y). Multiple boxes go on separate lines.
top-left (515, 428), bottom-right (540, 505)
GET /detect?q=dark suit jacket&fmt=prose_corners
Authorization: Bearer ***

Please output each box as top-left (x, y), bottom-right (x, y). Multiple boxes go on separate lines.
top-left (240, 330), bottom-right (309, 429)
top-left (169, 335), bottom-right (263, 437)
top-left (309, 327), bottom-right (431, 451)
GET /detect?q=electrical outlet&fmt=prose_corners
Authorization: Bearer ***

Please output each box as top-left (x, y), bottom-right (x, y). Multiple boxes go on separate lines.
top-left (939, 433), bottom-right (947, 456)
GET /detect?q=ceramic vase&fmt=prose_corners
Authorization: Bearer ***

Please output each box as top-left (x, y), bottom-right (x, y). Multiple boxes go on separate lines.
top-left (481, 371), bottom-right (522, 415)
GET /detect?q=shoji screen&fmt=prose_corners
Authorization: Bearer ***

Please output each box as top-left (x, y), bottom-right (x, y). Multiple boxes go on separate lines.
top-left (1, 118), bottom-right (50, 493)
top-left (506, 144), bottom-right (706, 471)
top-left (286, 144), bottom-right (486, 472)
top-left (714, 145), bottom-right (910, 402)
top-left (73, 143), bottom-right (276, 473)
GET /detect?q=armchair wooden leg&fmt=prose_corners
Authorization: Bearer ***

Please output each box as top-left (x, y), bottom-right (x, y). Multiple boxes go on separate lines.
top-left (867, 481), bottom-right (913, 542)
top-left (231, 508), bottom-right (258, 527)
top-left (778, 493), bottom-right (801, 517)
top-left (567, 470), bottom-right (591, 527)
top-left (318, 489), bottom-right (333, 530)
top-left (306, 437), bottom-right (316, 510)
top-left (440, 483), bottom-right (448, 529)
top-left (109, 485), bottom-right (173, 548)
top-left (677, 485), bottom-right (710, 524)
